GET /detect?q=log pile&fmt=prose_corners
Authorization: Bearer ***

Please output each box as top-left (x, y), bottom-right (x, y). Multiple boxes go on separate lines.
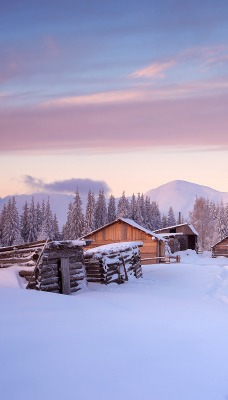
top-left (84, 241), bottom-right (143, 284)
top-left (0, 240), bottom-right (45, 268)
top-left (27, 240), bottom-right (87, 294)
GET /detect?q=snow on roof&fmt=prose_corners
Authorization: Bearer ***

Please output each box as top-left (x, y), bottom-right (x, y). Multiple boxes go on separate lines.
top-left (155, 223), bottom-right (199, 236)
top-left (119, 218), bottom-right (165, 240)
top-left (82, 217), bottom-right (165, 241)
top-left (85, 241), bottom-right (143, 257)
top-left (157, 233), bottom-right (183, 238)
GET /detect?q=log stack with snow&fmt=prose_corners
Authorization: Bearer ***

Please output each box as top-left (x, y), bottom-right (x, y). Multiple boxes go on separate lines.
top-left (27, 240), bottom-right (87, 294)
top-left (84, 241), bottom-right (143, 284)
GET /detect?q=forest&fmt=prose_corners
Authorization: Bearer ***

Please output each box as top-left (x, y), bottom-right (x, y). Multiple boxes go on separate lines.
top-left (0, 190), bottom-right (228, 251)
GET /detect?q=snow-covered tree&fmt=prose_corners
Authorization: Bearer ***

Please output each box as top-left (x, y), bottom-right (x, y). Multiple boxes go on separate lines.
top-left (20, 201), bottom-right (30, 243)
top-left (84, 190), bottom-right (96, 234)
top-left (107, 194), bottom-right (116, 223)
top-left (27, 197), bottom-right (38, 243)
top-left (116, 191), bottom-right (130, 219)
top-left (53, 213), bottom-right (60, 240)
top-left (38, 198), bottom-right (54, 240)
top-left (150, 201), bottom-right (162, 230)
top-left (130, 193), bottom-right (137, 221)
top-left (161, 214), bottom-right (168, 228)
top-left (1, 197), bottom-right (23, 246)
top-left (94, 189), bottom-right (108, 229)
top-left (167, 206), bottom-right (176, 227)
top-left (134, 193), bottom-right (144, 226)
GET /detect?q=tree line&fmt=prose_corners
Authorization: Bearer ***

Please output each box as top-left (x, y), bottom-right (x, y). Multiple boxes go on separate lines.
top-left (0, 190), bottom-right (178, 247)
top-left (189, 197), bottom-right (228, 251)
top-left (1, 190), bottom-right (226, 251)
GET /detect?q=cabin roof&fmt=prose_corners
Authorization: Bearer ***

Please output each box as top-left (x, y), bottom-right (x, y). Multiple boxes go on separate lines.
top-left (211, 236), bottom-right (228, 248)
top-left (81, 217), bottom-right (165, 241)
top-left (154, 223), bottom-right (199, 236)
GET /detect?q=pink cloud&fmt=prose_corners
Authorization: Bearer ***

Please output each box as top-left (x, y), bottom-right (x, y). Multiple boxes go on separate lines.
top-left (129, 61), bottom-right (175, 79)
top-left (0, 92), bottom-right (228, 153)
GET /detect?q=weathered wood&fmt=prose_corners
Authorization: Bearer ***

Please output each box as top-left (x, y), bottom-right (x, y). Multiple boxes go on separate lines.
top-left (60, 257), bottom-right (71, 295)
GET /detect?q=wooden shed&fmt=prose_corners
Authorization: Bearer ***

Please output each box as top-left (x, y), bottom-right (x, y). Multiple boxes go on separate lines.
top-left (154, 223), bottom-right (198, 253)
top-left (25, 240), bottom-right (88, 294)
top-left (82, 218), bottom-right (167, 263)
top-left (212, 237), bottom-right (228, 258)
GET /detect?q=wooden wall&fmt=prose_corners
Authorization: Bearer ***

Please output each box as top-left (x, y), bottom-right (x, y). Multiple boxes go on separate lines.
top-left (84, 221), bottom-right (163, 263)
top-left (212, 238), bottom-right (228, 257)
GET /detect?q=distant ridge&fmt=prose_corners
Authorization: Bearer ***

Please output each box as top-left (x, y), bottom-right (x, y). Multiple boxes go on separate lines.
top-left (1, 180), bottom-right (228, 226)
top-left (145, 180), bottom-right (228, 218)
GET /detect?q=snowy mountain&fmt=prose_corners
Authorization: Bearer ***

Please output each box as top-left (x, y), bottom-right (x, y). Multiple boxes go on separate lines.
top-left (145, 180), bottom-right (228, 219)
top-left (1, 180), bottom-right (228, 226)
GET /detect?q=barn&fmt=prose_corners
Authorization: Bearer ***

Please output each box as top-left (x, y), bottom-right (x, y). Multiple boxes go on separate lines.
top-left (81, 218), bottom-right (168, 263)
top-left (212, 237), bottom-right (228, 258)
top-left (154, 223), bottom-right (198, 253)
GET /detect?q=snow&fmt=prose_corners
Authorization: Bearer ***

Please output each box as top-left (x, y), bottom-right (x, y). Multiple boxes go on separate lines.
top-left (85, 240), bottom-right (143, 257)
top-left (1, 251), bottom-right (228, 399)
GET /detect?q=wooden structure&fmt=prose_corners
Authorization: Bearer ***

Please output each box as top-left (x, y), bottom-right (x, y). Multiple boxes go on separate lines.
top-left (84, 241), bottom-right (143, 284)
top-left (0, 240), bottom-right (45, 269)
top-left (82, 218), bottom-right (167, 264)
top-left (154, 223), bottom-right (198, 253)
top-left (26, 241), bottom-right (87, 294)
top-left (212, 237), bottom-right (228, 258)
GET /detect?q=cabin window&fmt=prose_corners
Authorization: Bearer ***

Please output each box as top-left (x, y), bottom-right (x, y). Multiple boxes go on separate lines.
top-left (170, 228), bottom-right (176, 233)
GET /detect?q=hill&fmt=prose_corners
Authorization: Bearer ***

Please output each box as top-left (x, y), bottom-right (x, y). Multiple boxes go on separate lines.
top-left (145, 180), bottom-right (228, 218)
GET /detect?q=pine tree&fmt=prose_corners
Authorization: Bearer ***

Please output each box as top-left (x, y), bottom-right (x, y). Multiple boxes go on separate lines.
top-left (150, 201), bottom-right (162, 230)
top-left (20, 201), bottom-right (30, 243)
top-left (130, 193), bottom-right (137, 221)
top-left (38, 198), bottom-right (54, 240)
top-left (117, 191), bottom-right (130, 219)
top-left (134, 193), bottom-right (144, 226)
top-left (84, 190), bottom-right (96, 234)
top-left (0, 204), bottom-right (7, 245)
top-left (167, 206), bottom-right (176, 227)
top-left (53, 214), bottom-right (60, 240)
top-left (161, 214), bottom-right (168, 228)
top-left (62, 202), bottom-right (73, 240)
top-left (189, 197), bottom-right (215, 251)
top-left (28, 197), bottom-right (38, 243)
top-left (69, 190), bottom-right (84, 238)
top-left (94, 189), bottom-right (108, 229)
top-left (36, 202), bottom-right (43, 238)
top-left (107, 194), bottom-right (116, 223)
top-left (1, 197), bottom-right (23, 246)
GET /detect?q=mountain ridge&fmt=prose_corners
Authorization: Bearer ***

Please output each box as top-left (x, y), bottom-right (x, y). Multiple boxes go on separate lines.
top-left (1, 180), bottom-right (228, 226)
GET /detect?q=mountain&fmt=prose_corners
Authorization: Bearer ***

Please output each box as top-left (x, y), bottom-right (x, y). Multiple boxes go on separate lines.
top-left (145, 180), bottom-right (228, 219)
top-left (1, 180), bottom-right (228, 227)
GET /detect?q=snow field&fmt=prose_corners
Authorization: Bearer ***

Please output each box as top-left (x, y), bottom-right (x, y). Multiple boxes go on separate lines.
top-left (1, 251), bottom-right (228, 400)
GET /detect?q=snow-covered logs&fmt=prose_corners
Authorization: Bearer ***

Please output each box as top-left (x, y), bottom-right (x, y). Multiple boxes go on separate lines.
top-left (84, 241), bottom-right (143, 284)
top-left (27, 240), bottom-right (87, 294)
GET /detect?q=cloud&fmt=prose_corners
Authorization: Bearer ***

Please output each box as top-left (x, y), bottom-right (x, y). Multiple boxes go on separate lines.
top-left (129, 61), bottom-right (175, 79)
top-left (44, 90), bottom-right (145, 107)
top-left (24, 176), bottom-right (111, 195)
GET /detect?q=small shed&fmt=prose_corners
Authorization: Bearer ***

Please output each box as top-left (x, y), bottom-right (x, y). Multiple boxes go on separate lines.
top-left (154, 223), bottom-right (198, 253)
top-left (84, 241), bottom-right (143, 284)
top-left (82, 218), bottom-right (167, 263)
top-left (212, 237), bottom-right (228, 258)
top-left (26, 240), bottom-right (88, 294)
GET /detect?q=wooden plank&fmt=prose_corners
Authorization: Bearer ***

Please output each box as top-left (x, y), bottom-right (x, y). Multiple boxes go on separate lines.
top-left (60, 257), bottom-right (71, 295)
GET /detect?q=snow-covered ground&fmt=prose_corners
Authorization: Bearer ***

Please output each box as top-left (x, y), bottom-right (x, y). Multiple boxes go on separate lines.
top-left (1, 250), bottom-right (228, 400)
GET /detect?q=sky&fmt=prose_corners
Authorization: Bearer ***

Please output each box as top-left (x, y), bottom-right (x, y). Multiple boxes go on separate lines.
top-left (1, 0), bottom-right (228, 198)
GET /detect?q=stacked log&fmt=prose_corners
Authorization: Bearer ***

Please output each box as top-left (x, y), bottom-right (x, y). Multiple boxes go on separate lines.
top-left (27, 240), bottom-right (87, 294)
top-left (0, 242), bottom-right (44, 268)
top-left (84, 241), bottom-right (143, 284)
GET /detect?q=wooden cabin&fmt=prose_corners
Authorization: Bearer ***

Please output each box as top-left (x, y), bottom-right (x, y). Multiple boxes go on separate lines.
top-left (154, 223), bottom-right (198, 253)
top-left (212, 237), bottom-right (228, 258)
top-left (82, 218), bottom-right (167, 263)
